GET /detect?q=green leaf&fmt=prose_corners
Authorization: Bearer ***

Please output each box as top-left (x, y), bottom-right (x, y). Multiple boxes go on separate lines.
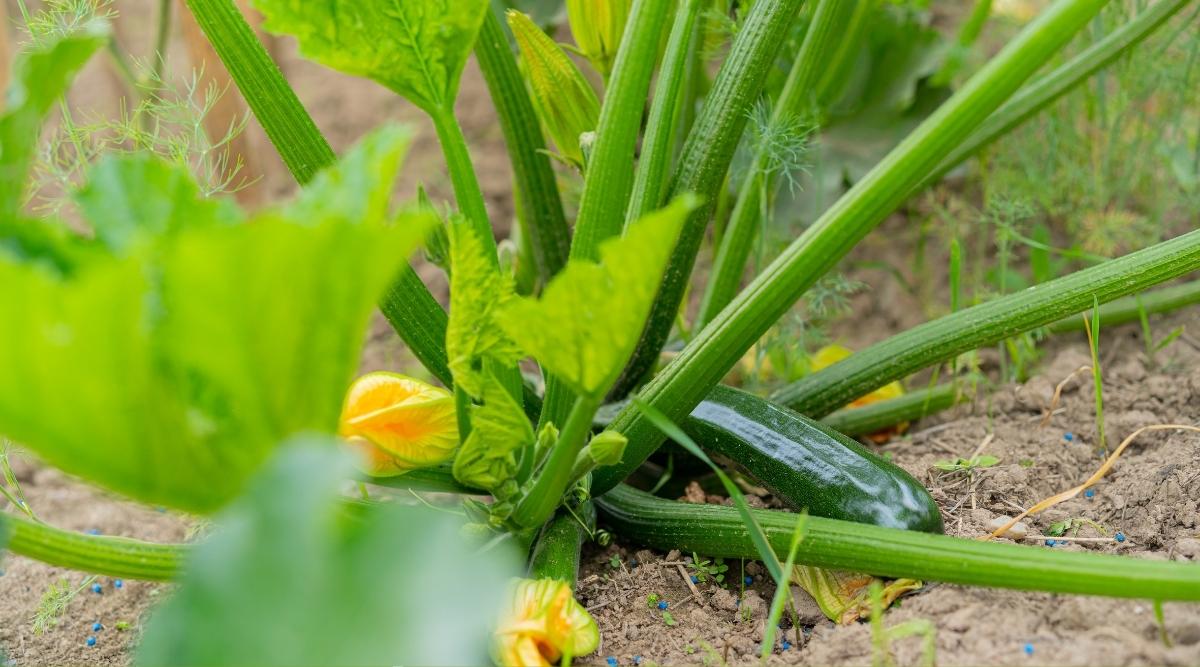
top-left (498, 195), bottom-right (698, 399)
top-left (73, 154), bottom-right (242, 253)
top-left (137, 442), bottom-right (518, 666)
top-left (0, 23), bottom-right (108, 215)
top-left (452, 374), bottom-right (534, 497)
top-left (445, 219), bottom-right (522, 398)
top-left (0, 128), bottom-right (431, 513)
top-left (252, 0), bottom-right (489, 113)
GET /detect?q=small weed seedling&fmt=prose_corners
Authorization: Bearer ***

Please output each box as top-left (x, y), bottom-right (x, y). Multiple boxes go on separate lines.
top-left (932, 455), bottom-right (999, 474)
top-left (1046, 517), bottom-right (1108, 538)
top-left (32, 576), bottom-right (97, 635)
top-left (687, 552), bottom-right (728, 585)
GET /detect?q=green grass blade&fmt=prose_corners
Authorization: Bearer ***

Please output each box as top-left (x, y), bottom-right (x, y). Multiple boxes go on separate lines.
top-left (771, 230), bottom-right (1200, 417)
top-left (597, 484), bottom-right (1200, 601)
top-left (611, 0), bottom-right (809, 401)
top-left (476, 7), bottom-right (570, 287)
top-left (698, 0), bottom-right (856, 328)
top-left (593, 0), bottom-right (1106, 495)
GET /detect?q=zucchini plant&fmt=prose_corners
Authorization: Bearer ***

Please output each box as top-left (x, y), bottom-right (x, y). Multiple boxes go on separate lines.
top-left (2, 0), bottom-right (1200, 665)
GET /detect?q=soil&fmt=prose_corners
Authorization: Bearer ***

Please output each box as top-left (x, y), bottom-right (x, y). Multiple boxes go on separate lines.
top-left (576, 314), bottom-right (1200, 666)
top-left (4, 2), bottom-right (1200, 666)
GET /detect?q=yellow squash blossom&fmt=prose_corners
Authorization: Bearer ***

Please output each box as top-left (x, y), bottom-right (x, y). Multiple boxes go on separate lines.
top-left (566, 0), bottom-right (631, 79)
top-left (337, 372), bottom-right (458, 476)
top-left (492, 578), bottom-right (599, 666)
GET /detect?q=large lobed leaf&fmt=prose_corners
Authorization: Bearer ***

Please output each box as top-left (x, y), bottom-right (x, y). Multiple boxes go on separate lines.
top-left (498, 195), bottom-right (698, 399)
top-left (0, 127), bottom-right (431, 513)
top-left (253, 0), bottom-right (489, 113)
top-left (137, 443), bottom-right (518, 666)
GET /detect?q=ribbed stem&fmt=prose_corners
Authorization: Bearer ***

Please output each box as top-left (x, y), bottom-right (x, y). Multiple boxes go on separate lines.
top-left (183, 0), bottom-right (335, 184)
top-left (771, 229), bottom-right (1200, 417)
top-left (182, 0), bottom-right (457, 389)
top-left (539, 0), bottom-right (676, 432)
top-left (597, 484), bottom-right (1200, 601)
top-left (475, 8), bottom-right (570, 287)
top-left (1, 513), bottom-right (183, 581)
top-left (698, 0), bottom-right (855, 327)
top-left (528, 504), bottom-right (594, 586)
top-left (819, 383), bottom-right (962, 437)
top-left (1046, 278), bottom-right (1200, 334)
top-left (625, 0), bottom-right (705, 223)
top-left (610, 0), bottom-right (809, 401)
top-left (592, 0), bottom-right (1108, 495)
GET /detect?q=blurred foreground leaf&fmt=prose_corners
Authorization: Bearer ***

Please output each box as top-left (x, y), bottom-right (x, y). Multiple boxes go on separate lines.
top-left (138, 442), bottom-right (519, 666)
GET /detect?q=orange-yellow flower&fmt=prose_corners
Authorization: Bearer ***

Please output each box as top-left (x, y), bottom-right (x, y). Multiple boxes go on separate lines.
top-left (811, 344), bottom-right (907, 442)
top-left (492, 578), bottom-right (599, 666)
top-left (810, 344), bottom-right (905, 407)
top-left (338, 372), bottom-right (458, 476)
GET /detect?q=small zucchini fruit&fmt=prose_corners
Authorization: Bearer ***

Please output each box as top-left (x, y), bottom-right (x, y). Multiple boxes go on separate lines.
top-left (682, 385), bottom-right (943, 533)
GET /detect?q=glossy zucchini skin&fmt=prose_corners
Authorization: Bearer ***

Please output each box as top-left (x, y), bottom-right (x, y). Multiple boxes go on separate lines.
top-left (683, 385), bottom-right (943, 534)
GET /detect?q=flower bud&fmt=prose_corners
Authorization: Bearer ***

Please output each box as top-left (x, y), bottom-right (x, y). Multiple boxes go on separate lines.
top-left (508, 10), bottom-right (600, 169)
top-left (565, 0), bottom-right (632, 79)
top-left (338, 372), bottom-right (458, 476)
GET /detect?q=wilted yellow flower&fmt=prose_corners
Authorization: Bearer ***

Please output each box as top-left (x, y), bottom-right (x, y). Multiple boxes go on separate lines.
top-left (792, 565), bottom-right (921, 624)
top-left (338, 372), bottom-right (458, 476)
top-left (810, 344), bottom-right (904, 407)
top-left (508, 10), bottom-right (600, 169)
top-left (566, 0), bottom-right (631, 79)
top-left (811, 344), bottom-right (906, 442)
top-left (492, 578), bottom-right (600, 666)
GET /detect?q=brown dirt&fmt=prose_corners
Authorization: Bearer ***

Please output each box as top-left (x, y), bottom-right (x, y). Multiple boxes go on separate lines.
top-left (0, 463), bottom-right (189, 666)
top-left (576, 311), bottom-right (1200, 666)
top-left (5, 3), bottom-right (1200, 666)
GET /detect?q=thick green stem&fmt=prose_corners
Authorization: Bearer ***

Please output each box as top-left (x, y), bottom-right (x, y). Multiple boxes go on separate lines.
top-left (610, 0), bottom-right (808, 401)
top-left (429, 106), bottom-right (495, 254)
top-left (539, 0), bottom-right (676, 432)
top-left (625, 0), bottom-right (705, 223)
top-left (1046, 278), bottom-right (1200, 334)
top-left (0, 513), bottom-right (182, 581)
top-left (698, 0), bottom-right (855, 327)
top-left (820, 383), bottom-right (962, 437)
top-left (597, 484), bottom-right (1200, 601)
top-left (528, 504), bottom-right (594, 586)
top-left (514, 396), bottom-right (601, 529)
top-left (569, 0), bottom-right (675, 260)
top-left (183, 0), bottom-right (335, 184)
top-left (475, 8), bottom-right (570, 287)
top-left (592, 0), bottom-right (1107, 495)
top-left (771, 230), bottom-right (1200, 417)
top-left (918, 0), bottom-right (1193, 193)
top-left (182, 0), bottom-right (456, 389)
